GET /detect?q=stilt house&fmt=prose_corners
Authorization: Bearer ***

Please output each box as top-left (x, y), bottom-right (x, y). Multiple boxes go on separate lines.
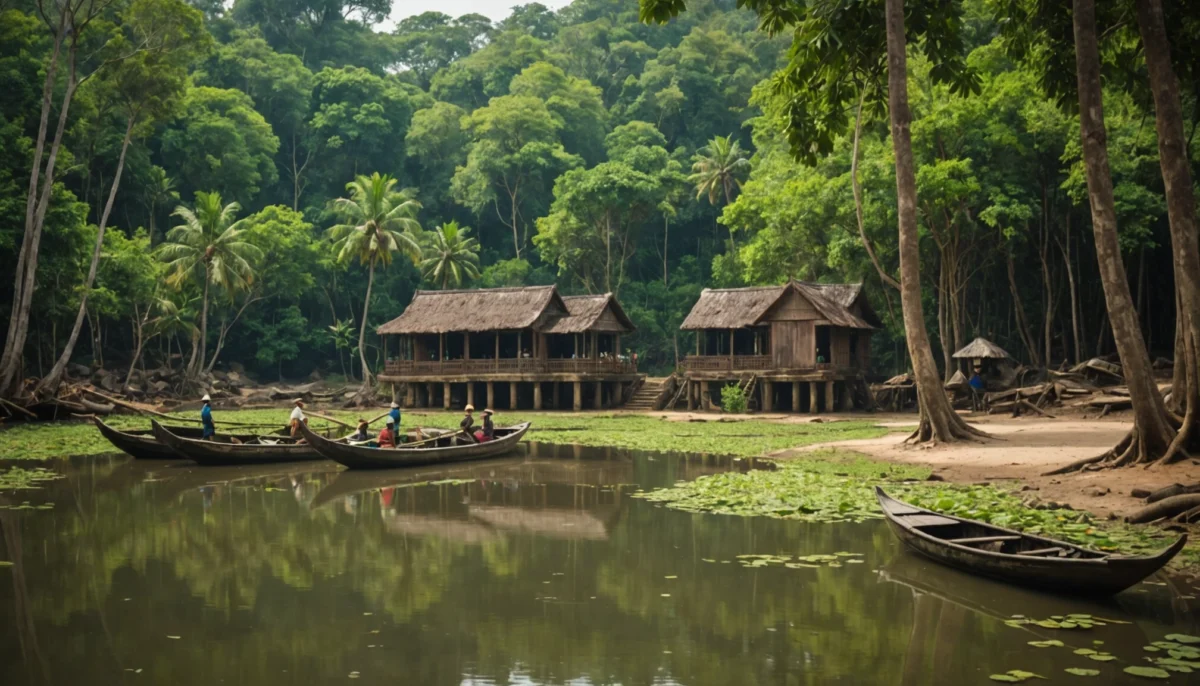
top-left (678, 280), bottom-right (879, 412)
top-left (377, 286), bottom-right (640, 410)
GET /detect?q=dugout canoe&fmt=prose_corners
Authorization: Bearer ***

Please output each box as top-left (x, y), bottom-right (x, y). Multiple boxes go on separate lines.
top-left (876, 487), bottom-right (1186, 596)
top-left (94, 417), bottom-right (266, 460)
top-left (151, 419), bottom-right (332, 465)
top-left (298, 420), bottom-right (531, 470)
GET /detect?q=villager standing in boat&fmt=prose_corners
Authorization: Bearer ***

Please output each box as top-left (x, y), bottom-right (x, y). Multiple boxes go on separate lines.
top-left (201, 394), bottom-right (215, 440)
top-left (475, 408), bottom-right (495, 442)
top-left (460, 404), bottom-right (477, 442)
top-left (290, 398), bottom-right (307, 438)
top-left (389, 401), bottom-right (401, 428)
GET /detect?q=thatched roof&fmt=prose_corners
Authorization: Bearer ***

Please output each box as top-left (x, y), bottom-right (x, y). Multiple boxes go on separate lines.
top-left (680, 281), bottom-right (874, 331)
top-left (540, 294), bottom-right (636, 334)
top-left (376, 286), bottom-right (565, 335)
top-left (952, 337), bottom-right (1011, 359)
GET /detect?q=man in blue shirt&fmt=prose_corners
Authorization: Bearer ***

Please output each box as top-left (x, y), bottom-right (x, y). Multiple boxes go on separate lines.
top-left (389, 401), bottom-right (401, 427)
top-left (201, 394), bottom-right (215, 440)
top-left (968, 367), bottom-right (986, 412)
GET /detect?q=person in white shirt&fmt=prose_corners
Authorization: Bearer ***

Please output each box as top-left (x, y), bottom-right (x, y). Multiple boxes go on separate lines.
top-left (289, 399), bottom-right (307, 438)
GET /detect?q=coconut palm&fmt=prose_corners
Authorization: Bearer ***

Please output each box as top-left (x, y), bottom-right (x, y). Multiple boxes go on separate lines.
top-left (421, 221), bottom-right (481, 290)
top-left (158, 192), bottom-right (262, 378)
top-left (689, 134), bottom-right (750, 207)
top-left (141, 166), bottom-right (179, 243)
top-left (327, 172), bottom-right (422, 389)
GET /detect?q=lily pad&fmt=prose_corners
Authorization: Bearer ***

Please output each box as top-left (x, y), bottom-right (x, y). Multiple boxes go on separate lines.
top-left (1166, 633), bottom-right (1200, 645)
top-left (1063, 668), bottom-right (1099, 676)
top-left (1086, 654), bottom-right (1116, 662)
top-left (1028, 640), bottom-right (1064, 648)
top-left (1122, 666), bottom-right (1170, 679)
top-left (1073, 649), bottom-right (1096, 656)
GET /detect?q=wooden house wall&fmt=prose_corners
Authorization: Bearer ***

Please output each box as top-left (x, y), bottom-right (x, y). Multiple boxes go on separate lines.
top-left (771, 320), bottom-right (815, 368)
top-left (857, 332), bottom-right (871, 369)
top-left (830, 328), bottom-right (851, 367)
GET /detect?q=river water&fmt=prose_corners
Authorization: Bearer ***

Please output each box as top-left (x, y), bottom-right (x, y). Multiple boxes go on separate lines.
top-left (0, 442), bottom-right (1197, 685)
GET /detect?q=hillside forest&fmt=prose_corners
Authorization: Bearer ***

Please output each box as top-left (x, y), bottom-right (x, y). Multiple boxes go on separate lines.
top-left (0, 0), bottom-right (1196, 410)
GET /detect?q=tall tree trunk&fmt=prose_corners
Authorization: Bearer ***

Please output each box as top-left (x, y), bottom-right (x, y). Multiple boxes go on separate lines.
top-left (358, 257), bottom-right (376, 390)
top-left (1136, 0), bottom-right (1200, 453)
top-left (36, 116), bottom-right (135, 396)
top-left (937, 262), bottom-right (954, 382)
top-left (884, 0), bottom-right (982, 443)
top-left (0, 38), bottom-right (80, 397)
top-left (1057, 214), bottom-right (1082, 364)
top-left (123, 313), bottom-right (146, 394)
top-left (1066, 0), bottom-right (1176, 467)
top-left (189, 273), bottom-right (211, 378)
top-left (1006, 248), bottom-right (1041, 366)
top-left (1039, 218), bottom-right (1055, 366)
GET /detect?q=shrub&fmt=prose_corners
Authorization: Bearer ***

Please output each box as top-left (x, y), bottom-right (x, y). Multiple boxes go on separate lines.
top-left (720, 384), bottom-right (747, 414)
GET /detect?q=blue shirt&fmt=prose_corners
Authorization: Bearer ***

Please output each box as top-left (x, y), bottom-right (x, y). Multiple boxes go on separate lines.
top-left (969, 374), bottom-right (985, 391)
top-left (389, 407), bottom-right (401, 428)
top-left (201, 404), bottom-right (215, 438)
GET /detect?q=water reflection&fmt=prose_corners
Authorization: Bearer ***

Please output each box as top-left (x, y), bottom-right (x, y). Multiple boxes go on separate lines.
top-left (0, 443), bottom-right (1196, 686)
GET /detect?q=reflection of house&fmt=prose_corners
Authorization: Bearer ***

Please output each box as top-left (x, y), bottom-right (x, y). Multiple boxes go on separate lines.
top-left (377, 286), bottom-right (640, 410)
top-left (679, 280), bottom-right (879, 412)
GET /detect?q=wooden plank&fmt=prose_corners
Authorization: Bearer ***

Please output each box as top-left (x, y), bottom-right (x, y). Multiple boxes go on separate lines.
top-left (1020, 547), bottom-right (1067, 557)
top-left (901, 514), bottom-right (960, 528)
top-left (950, 535), bottom-right (1021, 545)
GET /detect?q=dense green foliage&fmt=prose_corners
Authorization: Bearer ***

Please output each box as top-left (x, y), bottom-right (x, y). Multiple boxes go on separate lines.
top-left (0, 0), bottom-right (1195, 383)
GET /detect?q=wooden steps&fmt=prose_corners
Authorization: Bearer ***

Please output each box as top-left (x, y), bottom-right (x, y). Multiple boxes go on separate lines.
top-left (624, 378), bottom-right (668, 411)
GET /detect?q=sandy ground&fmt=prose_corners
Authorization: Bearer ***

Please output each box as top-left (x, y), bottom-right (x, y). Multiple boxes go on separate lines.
top-left (763, 413), bottom-right (1200, 520)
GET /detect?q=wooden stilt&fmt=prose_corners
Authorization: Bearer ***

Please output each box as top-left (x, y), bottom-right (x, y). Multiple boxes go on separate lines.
top-left (573, 382), bottom-right (582, 412)
top-left (825, 380), bottom-right (834, 413)
top-left (486, 382), bottom-right (495, 410)
top-left (809, 382), bottom-right (818, 415)
top-left (443, 383), bottom-right (451, 410)
top-left (510, 381), bottom-right (518, 409)
top-left (792, 381), bottom-right (801, 413)
top-left (533, 382), bottom-right (543, 410)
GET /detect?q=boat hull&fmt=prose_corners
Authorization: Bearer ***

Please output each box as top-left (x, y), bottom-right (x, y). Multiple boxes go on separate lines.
top-left (94, 418), bottom-right (217, 460)
top-left (299, 421), bottom-right (530, 470)
top-left (151, 420), bottom-right (326, 465)
top-left (876, 487), bottom-right (1185, 596)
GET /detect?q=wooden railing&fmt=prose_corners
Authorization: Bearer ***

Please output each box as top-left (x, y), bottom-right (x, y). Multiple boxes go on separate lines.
top-left (678, 355), bottom-right (856, 373)
top-left (383, 358), bottom-right (637, 376)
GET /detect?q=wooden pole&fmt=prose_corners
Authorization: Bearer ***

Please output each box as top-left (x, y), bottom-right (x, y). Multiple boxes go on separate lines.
top-left (573, 382), bottom-right (582, 411)
top-left (510, 381), bottom-right (518, 409)
top-left (439, 333), bottom-right (444, 361)
top-left (792, 381), bottom-right (801, 413)
top-left (533, 382), bottom-right (543, 410)
top-left (443, 382), bottom-right (451, 410)
top-left (464, 333), bottom-right (470, 360)
top-left (810, 382), bottom-right (819, 415)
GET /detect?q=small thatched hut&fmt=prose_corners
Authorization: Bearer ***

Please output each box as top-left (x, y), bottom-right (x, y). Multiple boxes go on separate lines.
top-left (952, 337), bottom-right (1016, 384)
top-left (678, 280), bottom-right (879, 413)
top-left (377, 286), bottom-right (640, 411)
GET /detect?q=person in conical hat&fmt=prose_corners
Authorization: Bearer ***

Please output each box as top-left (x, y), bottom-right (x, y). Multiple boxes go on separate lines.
top-left (459, 404), bottom-right (477, 442)
top-left (200, 394), bottom-right (215, 440)
top-left (475, 408), bottom-right (495, 442)
top-left (388, 400), bottom-right (402, 433)
top-left (289, 398), bottom-right (307, 438)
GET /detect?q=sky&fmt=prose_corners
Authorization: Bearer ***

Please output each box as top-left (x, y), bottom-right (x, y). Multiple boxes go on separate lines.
top-left (382, 0), bottom-right (574, 31)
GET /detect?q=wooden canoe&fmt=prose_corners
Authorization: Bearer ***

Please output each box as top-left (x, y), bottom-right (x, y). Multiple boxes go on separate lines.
top-left (876, 487), bottom-right (1186, 596)
top-left (94, 417), bottom-right (266, 460)
top-left (298, 420), bottom-right (531, 470)
top-left (151, 419), bottom-right (333, 465)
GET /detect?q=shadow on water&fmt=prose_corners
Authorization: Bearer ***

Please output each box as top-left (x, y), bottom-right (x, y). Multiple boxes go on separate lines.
top-left (0, 442), bottom-right (1197, 685)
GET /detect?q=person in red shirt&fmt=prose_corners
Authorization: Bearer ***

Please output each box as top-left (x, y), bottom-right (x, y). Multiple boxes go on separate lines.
top-left (378, 418), bottom-right (396, 448)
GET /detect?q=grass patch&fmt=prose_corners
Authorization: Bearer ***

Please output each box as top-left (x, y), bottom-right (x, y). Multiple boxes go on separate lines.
top-left (0, 409), bottom-right (888, 461)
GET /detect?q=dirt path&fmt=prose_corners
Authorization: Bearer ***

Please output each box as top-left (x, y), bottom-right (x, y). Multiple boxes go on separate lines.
top-left (772, 414), bottom-right (1200, 520)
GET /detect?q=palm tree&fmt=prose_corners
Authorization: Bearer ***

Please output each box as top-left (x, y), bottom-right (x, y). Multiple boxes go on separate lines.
top-left (141, 166), bottom-right (179, 244)
top-left (689, 134), bottom-right (750, 207)
top-left (421, 221), bottom-right (481, 290)
top-left (158, 192), bottom-right (262, 378)
top-left (689, 134), bottom-right (750, 249)
top-left (327, 173), bottom-right (422, 390)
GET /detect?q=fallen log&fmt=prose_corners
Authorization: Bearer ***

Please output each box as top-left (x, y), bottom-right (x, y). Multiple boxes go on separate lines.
top-left (1019, 399), bottom-right (1056, 418)
top-left (0, 397), bottom-right (37, 419)
top-left (1145, 483), bottom-right (1200, 503)
top-left (1127, 494), bottom-right (1200, 524)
